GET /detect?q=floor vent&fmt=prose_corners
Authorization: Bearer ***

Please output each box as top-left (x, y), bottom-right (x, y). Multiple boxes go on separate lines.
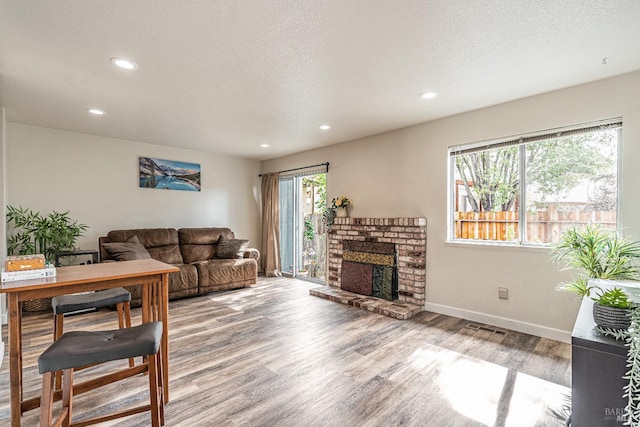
top-left (466, 323), bottom-right (507, 335)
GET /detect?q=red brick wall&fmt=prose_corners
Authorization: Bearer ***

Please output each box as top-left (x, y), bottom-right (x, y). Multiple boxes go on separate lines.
top-left (328, 217), bottom-right (427, 308)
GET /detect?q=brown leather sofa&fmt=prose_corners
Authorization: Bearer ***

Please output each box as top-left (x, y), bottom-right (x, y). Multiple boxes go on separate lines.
top-left (99, 227), bottom-right (259, 305)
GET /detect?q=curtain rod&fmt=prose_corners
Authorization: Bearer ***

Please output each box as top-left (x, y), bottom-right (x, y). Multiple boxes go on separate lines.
top-left (258, 162), bottom-right (329, 177)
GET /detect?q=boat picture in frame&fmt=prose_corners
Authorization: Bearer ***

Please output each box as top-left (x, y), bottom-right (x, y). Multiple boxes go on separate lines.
top-left (139, 156), bottom-right (201, 191)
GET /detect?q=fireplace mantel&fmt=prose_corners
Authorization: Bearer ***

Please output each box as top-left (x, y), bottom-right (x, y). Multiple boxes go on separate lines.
top-left (311, 217), bottom-right (426, 319)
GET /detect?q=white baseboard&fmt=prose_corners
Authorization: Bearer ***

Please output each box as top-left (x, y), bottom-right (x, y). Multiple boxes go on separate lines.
top-left (424, 302), bottom-right (572, 344)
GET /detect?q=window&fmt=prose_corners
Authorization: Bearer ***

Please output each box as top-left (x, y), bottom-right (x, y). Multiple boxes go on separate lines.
top-left (449, 118), bottom-right (621, 245)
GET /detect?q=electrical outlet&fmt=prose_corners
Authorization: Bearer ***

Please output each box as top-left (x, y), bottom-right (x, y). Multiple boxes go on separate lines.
top-left (498, 287), bottom-right (509, 300)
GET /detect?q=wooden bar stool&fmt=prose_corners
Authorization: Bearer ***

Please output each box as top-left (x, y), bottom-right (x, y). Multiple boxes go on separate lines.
top-left (38, 321), bottom-right (164, 427)
top-left (51, 287), bottom-right (134, 389)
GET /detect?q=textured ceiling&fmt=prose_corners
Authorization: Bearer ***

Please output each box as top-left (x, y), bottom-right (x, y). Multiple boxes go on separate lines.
top-left (1, 1), bottom-right (640, 160)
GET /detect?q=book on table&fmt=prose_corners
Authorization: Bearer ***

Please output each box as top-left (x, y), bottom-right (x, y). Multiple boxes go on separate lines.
top-left (1, 264), bottom-right (56, 282)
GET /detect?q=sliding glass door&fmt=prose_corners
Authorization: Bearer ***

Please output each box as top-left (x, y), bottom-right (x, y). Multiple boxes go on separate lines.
top-left (279, 172), bottom-right (327, 282)
top-left (279, 176), bottom-right (296, 276)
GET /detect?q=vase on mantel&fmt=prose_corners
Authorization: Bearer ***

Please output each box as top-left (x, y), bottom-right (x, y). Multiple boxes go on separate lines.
top-left (335, 207), bottom-right (348, 218)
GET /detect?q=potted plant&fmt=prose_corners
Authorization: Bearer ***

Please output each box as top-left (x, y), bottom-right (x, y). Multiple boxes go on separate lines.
top-left (322, 196), bottom-right (352, 229)
top-left (551, 224), bottom-right (640, 297)
top-left (6, 205), bottom-right (88, 263)
top-left (591, 287), bottom-right (636, 330)
top-left (332, 195), bottom-right (351, 218)
top-left (552, 225), bottom-right (640, 425)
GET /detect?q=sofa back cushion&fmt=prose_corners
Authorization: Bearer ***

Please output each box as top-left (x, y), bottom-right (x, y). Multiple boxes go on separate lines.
top-left (179, 227), bottom-right (235, 263)
top-left (104, 228), bottom-right (183, 264)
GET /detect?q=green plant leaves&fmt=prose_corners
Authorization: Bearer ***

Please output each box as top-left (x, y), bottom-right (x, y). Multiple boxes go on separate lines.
top-left (598, 308), bottom-right (640, 426)
top-left (551, 225), bottom-right (640, 297)
top-left (6, 205), bottom-right (88, 263)
top-left (322, 207), bottom-right (336, 229)
top-left (592, 287), bottom-right (635, 309)
top-left (556, 277), bottom-right (592, 297)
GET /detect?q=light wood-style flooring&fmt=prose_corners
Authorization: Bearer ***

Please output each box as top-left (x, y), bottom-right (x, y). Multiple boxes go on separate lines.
top-left (1, 277), bottom-right (571, 426)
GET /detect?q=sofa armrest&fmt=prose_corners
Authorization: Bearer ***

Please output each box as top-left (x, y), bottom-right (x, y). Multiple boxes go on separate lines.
top-left (244, 248), bottom-right (260, 260)
top-left (98, 236), bottom-right (112, 262)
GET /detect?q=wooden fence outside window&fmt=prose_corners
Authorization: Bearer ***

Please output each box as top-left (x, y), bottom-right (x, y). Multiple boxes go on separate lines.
top-left (454, 210), bottom-right (616, 243)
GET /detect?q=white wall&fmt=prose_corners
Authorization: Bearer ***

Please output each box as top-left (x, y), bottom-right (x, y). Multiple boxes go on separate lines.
top-left (6, 124), bottom-right (262, 252)
top-left (262, 70), bottom-right (640, 342)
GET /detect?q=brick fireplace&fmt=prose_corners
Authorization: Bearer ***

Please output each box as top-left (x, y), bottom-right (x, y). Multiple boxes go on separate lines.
top-left (310, 217), bottom-right (426, 319)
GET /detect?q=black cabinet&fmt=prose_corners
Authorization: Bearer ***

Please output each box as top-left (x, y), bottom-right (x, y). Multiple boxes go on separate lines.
top-left (571, 296), bottom-right (628, 426)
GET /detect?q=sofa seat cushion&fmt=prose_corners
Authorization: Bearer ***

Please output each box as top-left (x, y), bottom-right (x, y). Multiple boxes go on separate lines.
top-left (179, 227), bottom-right (235, 263)
top-left (126, 263), bottom-right (198, 302)
top-left (106, 228), bottom-right (183, 264)
top-left (195, 259), bottom-right (258, 293)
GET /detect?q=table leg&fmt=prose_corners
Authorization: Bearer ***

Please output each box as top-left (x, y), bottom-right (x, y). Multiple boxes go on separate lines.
top-left (141, 277), bottom-right (169, 402)
top-left (8, 293), bottom-right (22, 427)
top-left (141, 282), bottom-right (150, 324)
top-left (161, 273), bottom-right (170, 403)
top-left (152, 281), bottom-right (158, 321)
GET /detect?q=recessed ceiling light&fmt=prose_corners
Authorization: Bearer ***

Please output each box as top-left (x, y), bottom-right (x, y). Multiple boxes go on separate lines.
top-left (419, 91), bottom-right (438, 100)
top-left (260, 144), bottom-right (270, 148)
top-left (87, 108), bottom-right (106, 115)
top-left (319, 125), bottom-right (331, 131)
top-left (110, 57), bottom-right (138, 70)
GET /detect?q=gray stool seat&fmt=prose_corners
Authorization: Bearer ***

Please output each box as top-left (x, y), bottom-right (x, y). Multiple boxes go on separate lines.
top-left (51, 287), bottom-right (134, 392)
top-left (39, 322), bottom-right (162, 374)
top-left (52, 287), bottom-right (131, 314)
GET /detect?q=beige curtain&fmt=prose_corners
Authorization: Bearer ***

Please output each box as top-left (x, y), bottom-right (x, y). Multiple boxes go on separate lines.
top-left (261, 173), bottom-right (282, 277)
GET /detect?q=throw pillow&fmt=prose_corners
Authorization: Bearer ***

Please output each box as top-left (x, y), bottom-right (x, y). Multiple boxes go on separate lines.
top-left (102, 235), bottom-right (151, 261)
top-left (215, 237), bottom-right (249, 259)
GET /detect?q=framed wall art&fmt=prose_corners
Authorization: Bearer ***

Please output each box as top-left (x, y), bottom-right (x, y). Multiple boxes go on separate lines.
top-left (139, 157), bottom-right (201, 191)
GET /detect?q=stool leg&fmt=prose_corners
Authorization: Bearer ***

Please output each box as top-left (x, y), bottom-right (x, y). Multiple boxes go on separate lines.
top-left (118, 302), bottom-right (136, 367)
top-left (53, 314), bottom-right (64, 391)
top-left (62, 369), bottom-right (73, 427)
top-left (117, 303), bottom-right (125, 329)
top-left (40, 370), bottom-right (73, 427)
top-left (148, 353), bottom-right (161, 427)
top-left (61, 368), bottom-right (73, 427)
top-left (124, 302), bottom-right (132, 328)
top-left (157, 347), bottom-right (165, 425)
top-left (39, 371), bottom-right (54, 427)
top-left (53, 314), bottom-right (63, 342)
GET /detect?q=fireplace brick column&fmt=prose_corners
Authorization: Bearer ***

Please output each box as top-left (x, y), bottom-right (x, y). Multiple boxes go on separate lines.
top-left (327, 217), bottom-right (427, 308)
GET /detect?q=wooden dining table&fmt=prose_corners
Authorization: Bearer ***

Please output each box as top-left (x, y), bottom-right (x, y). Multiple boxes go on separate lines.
top-left (0, 258), bottom-right (179, 427)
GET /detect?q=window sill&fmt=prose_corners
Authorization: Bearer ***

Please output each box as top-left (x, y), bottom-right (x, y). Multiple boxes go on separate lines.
top-left (445, 239), bottom-right (551, 252)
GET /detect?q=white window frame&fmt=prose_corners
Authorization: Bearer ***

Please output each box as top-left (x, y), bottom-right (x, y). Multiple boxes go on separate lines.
top-left (447, 118), bottom-right (623, 246)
